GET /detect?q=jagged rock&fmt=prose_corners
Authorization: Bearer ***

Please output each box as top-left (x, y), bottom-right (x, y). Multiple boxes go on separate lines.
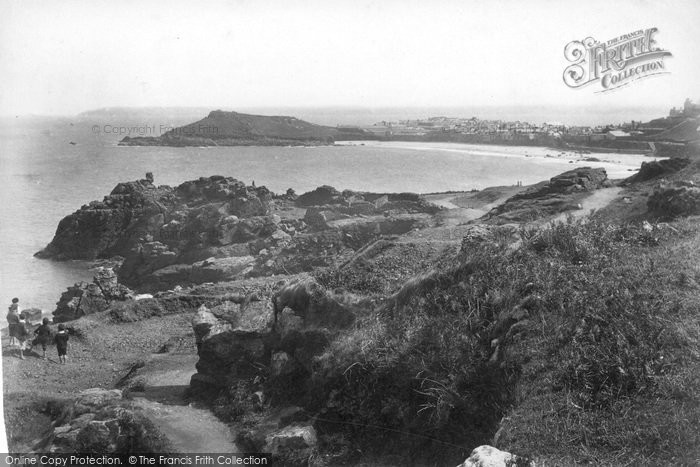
top-left (190, 279), bottom-right (354, 394)
top-left (49, 387), bottom-right (165, 454)
top-left (145, 255), bottom-right (256, 290)
top-left (53, 269), bottom-right (133, 322)
top-left (456, 445), bottom-right (532, 467)
top-left (37, 175), bottom-right (275, 290)
top-left (93, 267), bottom-right (132, 300)
top-left (194, 300), bottom-right (275, 388)
top-left (648, 182), bottom-right (700, 218)
top-left (53, 282), bottom-right (106, 323)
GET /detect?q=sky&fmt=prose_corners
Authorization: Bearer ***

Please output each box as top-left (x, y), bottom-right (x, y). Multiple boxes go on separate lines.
top-left (0, 0), bottom-right (698, 116)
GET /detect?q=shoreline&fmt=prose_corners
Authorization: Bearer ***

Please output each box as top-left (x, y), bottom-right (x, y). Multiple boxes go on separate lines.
top-left (5, 151), bottom-right (699, 464)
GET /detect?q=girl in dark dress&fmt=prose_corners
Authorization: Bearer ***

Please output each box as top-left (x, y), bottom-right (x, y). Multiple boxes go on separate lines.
top-left (33, 318), bottom-right (52, 359)
top-left (54, 324), bottom-right (70, 364)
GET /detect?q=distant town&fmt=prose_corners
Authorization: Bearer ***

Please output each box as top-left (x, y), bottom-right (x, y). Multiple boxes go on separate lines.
top-left (340, 98), bottom-right (700, 153)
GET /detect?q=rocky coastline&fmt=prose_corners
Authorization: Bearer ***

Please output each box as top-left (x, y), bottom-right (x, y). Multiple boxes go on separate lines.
top-left (7, 148), bottom-right (700, 465)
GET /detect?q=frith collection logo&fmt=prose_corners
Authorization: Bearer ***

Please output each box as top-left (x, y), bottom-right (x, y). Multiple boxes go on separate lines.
top-left (563, 27), bottom-right (672, 92)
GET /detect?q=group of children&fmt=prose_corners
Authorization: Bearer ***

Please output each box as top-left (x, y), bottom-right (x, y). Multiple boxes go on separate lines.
top-left (6, 297), bottom-right (70, 363)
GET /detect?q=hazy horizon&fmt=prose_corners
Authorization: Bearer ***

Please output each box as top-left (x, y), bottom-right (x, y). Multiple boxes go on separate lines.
top-left (0, 103), bottom-right (676, 128)
top-left (1, 0), bottom-right (698, 117)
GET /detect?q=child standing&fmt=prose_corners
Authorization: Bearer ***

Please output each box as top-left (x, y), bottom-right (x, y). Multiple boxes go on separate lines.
top-left (33, 318), bottom-right (52, 360)
top-left (7, 298), bottom-right (21, 347)
top-left (15, 315), bottom-right (30, 360)
top-left (54, 323), bottom-right (70, 364)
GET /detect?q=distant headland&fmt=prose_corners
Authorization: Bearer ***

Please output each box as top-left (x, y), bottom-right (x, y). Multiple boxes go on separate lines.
top-left (118, 110), bottom-right (370, 147)
top-left (118, 101), bottom-right (700, 155)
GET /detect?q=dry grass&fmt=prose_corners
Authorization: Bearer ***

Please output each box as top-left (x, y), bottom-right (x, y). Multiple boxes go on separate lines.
top-left (300, 216), bottom-right (700, 465)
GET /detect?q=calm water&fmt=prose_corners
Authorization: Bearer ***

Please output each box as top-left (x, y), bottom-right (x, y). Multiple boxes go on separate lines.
top-left (0, 117), bottom-right (653, 314)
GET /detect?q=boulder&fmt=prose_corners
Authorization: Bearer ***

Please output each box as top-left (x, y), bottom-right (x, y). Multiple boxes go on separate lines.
top-left (456, 445), bottom-right (532, 467)
top-left (194, 300), bottom-right (275, 387)
top-left (19, 307), bottom-right (43, 324)
top-left (548, 167), bottom-right (607, 192)
top-left (304, 208), bottom-right (331, 230)
top-left (93, 267), bottom-right (132, 300)
top-left (140, 255), bottom-right (255, 291)
top-left (196, 328), bottom-right (268, 382)
top-left (74, 389), bottom-right (123, 413)
top-left (53, 282), bottom-right (107, 323)
top-left (48, 387), bottom-right (167, 454)
top-left (264, 425), bottom-right (317, 464)
top-left (296, 185), bottom-right (341, 207)
top-left (192, 305), bottom-right (219, 344)
top-left (53, 270), bottom-right (133, 322)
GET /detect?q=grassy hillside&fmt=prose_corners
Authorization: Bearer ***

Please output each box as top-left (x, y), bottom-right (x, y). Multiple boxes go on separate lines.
top-left (652, 118), bottom-right (700, 143)
top-left (260, 154), bottom-right (700, 465)
top-left (300, 216), bottom-right (700, 465)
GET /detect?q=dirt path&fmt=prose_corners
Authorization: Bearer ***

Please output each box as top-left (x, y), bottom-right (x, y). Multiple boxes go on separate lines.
top-left (130, 353), bottom-right (240, 453)
top-left (552, 187), bottom-right (624, 223)
top-left (2, 313), bottom-right (239, 454)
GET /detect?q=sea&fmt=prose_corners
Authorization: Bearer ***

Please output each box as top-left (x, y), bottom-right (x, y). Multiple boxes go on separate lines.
top-left (0, 107), bottom-right (663, 318)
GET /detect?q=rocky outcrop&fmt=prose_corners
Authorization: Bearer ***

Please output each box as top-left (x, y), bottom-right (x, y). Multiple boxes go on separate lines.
top-left (36, 178), bottom-right (173, 260)
top-left (625, 158), bottom-right (690, 183)
top-left (48, 388), bottom-right (167, 453)
top-left (297, 185), bottom-right (341, 207)
top-left (190, 277), bottom-right (356, 402)
top-left (191, 299), bottom-right (276, 394)
top-left (38, 175), bottom-right (443, 292)
top-left (647, 181), bottom-right (700, 218)
top-left (37, 174), bottom-right (276, 291)
top-left (487, 167), bottom-right (609, 222)
top-left (296, 185), bottom-right (441, 217)
top-left (53, 268), bottom-right (133, 323)
top-left (456, 445), bottom-right (532, 467)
